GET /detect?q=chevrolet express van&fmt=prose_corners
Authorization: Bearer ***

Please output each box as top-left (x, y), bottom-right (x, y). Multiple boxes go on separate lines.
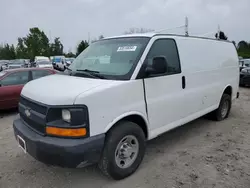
top-left (13, 33), bottom-right (239, 180)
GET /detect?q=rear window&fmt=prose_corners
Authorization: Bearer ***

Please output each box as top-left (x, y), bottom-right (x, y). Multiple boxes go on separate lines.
top-left (32, 70), bottom-right (51, 80)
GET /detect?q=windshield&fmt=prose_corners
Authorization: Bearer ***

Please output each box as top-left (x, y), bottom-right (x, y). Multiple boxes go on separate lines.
top-left (69, 37), bottom-right (149, 80)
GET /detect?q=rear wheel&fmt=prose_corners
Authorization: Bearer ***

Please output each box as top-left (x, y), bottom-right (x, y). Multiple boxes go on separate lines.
top-left (211, 93), bottom-right (231, 121)
top-left (99, 121), bottom-right (146, 180)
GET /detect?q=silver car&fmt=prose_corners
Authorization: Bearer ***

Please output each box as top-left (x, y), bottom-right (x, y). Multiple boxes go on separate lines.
top-left (7, 59), bottom-right (26, 69)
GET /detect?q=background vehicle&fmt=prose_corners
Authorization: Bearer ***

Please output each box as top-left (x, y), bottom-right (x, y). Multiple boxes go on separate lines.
top-left (13, 34), bottom-right (239, 180)
top-left (65, 58), bottom-right (75, 67)
top-left (0, 68), bottom-right (56, 110)
top-left (33, 56), bottom-right (50, 68)
top-left (0, 60), bottom-right (9, 71)
top-left (34, 56), bottom-right (50, 62)
top-left (36, 60), bottom-right (53, 68)
top-left (8, 59), bottom-right (26, 69)
top-left (239, 59), bottom-right (250, 71)
top-left (240, 67), bottom-right (250, 86)
top-left (24, 59), bottom-right (31, 68)
top-left (51, 56), bottom-right (66, 71)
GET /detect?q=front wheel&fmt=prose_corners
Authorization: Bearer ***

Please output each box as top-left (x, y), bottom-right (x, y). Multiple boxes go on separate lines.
top-left (99, 121), bottom-right (146, 180)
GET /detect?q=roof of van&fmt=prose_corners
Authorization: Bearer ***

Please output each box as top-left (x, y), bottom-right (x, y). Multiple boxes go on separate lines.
top-left (104, 33), bottom-right (232, 43)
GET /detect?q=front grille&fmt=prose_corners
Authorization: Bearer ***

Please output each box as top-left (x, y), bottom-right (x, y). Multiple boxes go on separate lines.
top-left (20, 96), bottom-right (47, 115)
top-left (20, 113), bottom-right (46, 134)
top-left (243, 77), bottom-right (250, 82)
top-left (19, 96), bottom-right (48, 134)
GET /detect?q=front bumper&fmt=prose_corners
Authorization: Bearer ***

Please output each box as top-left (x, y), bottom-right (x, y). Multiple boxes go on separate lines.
top-left (240, 74), bottom-right (250, 85)
top-left (13, 118), bottom-right (105, 168)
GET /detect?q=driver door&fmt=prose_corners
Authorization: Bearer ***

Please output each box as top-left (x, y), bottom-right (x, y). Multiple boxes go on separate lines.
top-left (142, 38), bottom-right (187, 136)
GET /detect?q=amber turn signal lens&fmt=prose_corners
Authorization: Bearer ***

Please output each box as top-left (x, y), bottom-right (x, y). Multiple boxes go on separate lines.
top-left (46, 127), bottom-right (87, 137)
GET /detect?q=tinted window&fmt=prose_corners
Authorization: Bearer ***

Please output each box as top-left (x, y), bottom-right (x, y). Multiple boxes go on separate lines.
top-left (1, 71), bottom-right (29, 86)
top-left (146, 39), bottom-right (181, 75)
top-left (32, 70), bottom-right (51, 80)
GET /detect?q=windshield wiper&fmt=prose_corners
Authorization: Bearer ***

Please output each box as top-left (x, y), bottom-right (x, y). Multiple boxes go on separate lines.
top-left (76, 69), bottom-right (106, 79)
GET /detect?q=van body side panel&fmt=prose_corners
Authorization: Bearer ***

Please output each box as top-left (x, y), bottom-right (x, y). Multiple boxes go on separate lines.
top-left (148, 37), bottom-right (239, 139)
top-left (175, 37), bottom-right (239, 113)
top-left (74, 80), bottom-right (148, 137)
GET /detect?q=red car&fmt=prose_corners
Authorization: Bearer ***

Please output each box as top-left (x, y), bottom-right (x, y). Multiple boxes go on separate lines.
top-left (0, 68), bottom-right (56, 110)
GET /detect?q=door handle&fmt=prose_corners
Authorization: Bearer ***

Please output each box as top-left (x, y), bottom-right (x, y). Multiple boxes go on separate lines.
top-left (182, 76), bottom-right (186, 89)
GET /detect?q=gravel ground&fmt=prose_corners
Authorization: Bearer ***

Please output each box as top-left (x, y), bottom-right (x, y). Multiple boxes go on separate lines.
top-left (0, 87), bottom-right (250, 188)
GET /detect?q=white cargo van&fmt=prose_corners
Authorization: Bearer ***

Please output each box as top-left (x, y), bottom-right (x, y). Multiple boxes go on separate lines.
top-left (13, 33), bottom-right (239, 180)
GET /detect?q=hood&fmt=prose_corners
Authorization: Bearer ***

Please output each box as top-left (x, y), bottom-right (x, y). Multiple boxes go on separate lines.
top-left (21, 74), bottom-right (113, 105)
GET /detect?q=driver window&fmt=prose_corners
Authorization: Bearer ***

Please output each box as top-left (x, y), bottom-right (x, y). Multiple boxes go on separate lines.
top-left (146, 39), bottom-right (181, 75)
top-left (1, 71), bottom-right (29, 86)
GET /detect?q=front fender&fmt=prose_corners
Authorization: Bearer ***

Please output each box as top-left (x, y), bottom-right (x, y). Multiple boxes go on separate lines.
top-left (104, 111), bottom-right (149, 133)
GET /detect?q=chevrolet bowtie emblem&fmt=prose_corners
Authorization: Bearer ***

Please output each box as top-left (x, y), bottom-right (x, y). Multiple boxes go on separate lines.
top-left (24, 108), bottom-right (31, 117)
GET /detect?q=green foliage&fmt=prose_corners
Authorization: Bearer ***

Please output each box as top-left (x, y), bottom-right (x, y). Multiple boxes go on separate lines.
top-left (23, 27), bottom-right (50, 60)
top-left (16, 38), bottom-right (28, 58)
top-left (50, 37), bottom-right (64, 56)
top-left (76, 40), bottom-right (89, 56)
top-left (64, 52), bottom-right (75, 58)
top-left (0, 44), bottom-right (16, 60)
top-left (1, 27), bottom-right (250, 60)
top-left (237, 40), bottom-right (250, 58)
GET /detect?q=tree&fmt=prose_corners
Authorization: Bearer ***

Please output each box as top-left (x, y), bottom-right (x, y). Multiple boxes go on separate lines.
top-left (76, 40), bottom-right (89, 56)
top-left (215, 31), bottom-right (228, 40)
top-left (64, 52), bottom-right (75, 58)
top-left (124, 28), bottom-right (154, 34)
top-left (50, 37), bottom-right (64, 56)
top-left (0, 44), bottom-right (16, 60)
top-left (9, 44), bottom-right (16, 59)
top-left (23, 27), bottom-right (50, 60)
top-left (16, 38), bottom-right (28, 59)
top-left (237, 40), bottom-right (250, 58)
top-left (238, 41), bottom-right (249, 50)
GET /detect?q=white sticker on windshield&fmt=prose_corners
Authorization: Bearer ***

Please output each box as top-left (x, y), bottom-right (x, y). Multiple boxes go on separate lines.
top-left (117, 46), bottom-right (137, 52)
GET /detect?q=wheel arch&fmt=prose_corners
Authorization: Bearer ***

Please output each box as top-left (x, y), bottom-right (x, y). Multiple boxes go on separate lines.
top-left (222, 85), bottom-right (233, 98)
top-left (105, 112), bottom-right (149, 139)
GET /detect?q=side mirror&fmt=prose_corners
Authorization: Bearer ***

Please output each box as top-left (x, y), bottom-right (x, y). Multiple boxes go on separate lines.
top-left (145, 57), bottom-right (168, 77)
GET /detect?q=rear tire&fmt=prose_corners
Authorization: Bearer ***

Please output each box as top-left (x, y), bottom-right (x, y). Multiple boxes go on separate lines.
top-left (99, 121), bottom-right (146, 180)
top-left (211, 93), bottom-right (231, 121)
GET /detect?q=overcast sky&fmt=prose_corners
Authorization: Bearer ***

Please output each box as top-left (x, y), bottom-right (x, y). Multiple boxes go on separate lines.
top-left (1, 0), bottom-right (250, 52)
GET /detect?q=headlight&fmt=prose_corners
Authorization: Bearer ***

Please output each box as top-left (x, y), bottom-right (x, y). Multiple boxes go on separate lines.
top-left (46, 106), bottom-right (89, 138)
top-left (241, 68), bottom-right (249, 73)
top-left (62, 109), bottom-right (71, 123)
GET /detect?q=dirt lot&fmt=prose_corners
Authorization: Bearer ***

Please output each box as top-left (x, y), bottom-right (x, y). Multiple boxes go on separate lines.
top-left (0, 87), bottom-right (250, 188)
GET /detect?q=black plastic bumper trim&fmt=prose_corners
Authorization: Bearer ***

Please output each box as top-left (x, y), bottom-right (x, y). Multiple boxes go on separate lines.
top-left (13, 118), bottom-right (105, 168)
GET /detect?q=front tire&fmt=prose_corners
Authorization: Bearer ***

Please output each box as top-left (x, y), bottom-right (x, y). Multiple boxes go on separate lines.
top-left (212, 93), bottom-right (231, 121)
top-left (99, 121), bottom-right (146, 180)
